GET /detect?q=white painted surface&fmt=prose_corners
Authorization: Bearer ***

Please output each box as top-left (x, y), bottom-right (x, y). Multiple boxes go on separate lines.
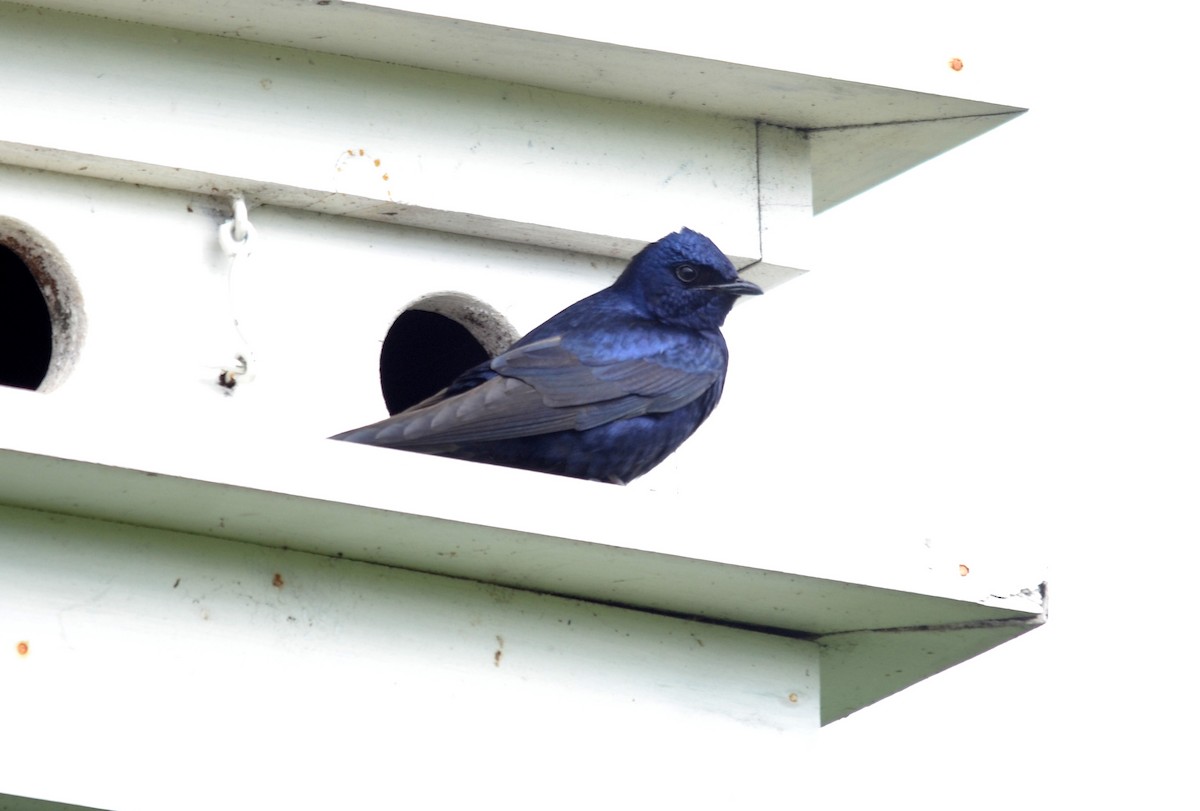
top-left (0, 504), bottom-right (818, 809)
top-left (0, 2), bottom-right (1022, 262)
top-left (14, 1), bottom-right (1022, 123)
top-left (0, 3), bottom-right (762, 263)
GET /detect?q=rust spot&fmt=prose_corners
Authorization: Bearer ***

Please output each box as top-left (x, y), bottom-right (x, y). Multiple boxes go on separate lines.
top-left (273, 572), bottom-right (285, 588)
top-left (493, 634), bottom-right (504, 667)
top-left (16, 641), bottom-right (29, 656)
top-left (373, 158), bottom-right (381, 167)
top-left (949, 57), bottom-right (964, 71)
top-left (787, 692), bottom-right (798, 703)
top-left (959, 564), bottom-right (970, 577)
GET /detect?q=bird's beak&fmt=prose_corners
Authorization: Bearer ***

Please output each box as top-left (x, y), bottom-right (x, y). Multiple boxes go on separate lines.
top-left (704, 278), bottom-right (764, 297)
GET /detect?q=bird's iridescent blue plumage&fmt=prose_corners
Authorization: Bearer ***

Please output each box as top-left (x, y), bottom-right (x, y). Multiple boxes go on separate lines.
top-left (333, 228), bottom-right (762, 483)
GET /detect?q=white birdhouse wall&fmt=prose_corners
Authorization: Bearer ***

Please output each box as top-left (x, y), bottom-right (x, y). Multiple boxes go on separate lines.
top-left (0, 163), bottom-right (646, 442)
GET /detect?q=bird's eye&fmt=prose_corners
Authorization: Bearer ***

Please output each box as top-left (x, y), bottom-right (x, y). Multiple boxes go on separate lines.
top-left (674, 264), bottom-right (699, 283)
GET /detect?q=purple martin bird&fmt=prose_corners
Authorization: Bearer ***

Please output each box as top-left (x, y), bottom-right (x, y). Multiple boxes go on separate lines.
top-left (332, 228), bottom-right (762, 483)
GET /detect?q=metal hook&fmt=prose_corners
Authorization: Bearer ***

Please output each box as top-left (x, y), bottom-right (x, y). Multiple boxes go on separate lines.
top-left (218, 194), bottom-right (257, 256)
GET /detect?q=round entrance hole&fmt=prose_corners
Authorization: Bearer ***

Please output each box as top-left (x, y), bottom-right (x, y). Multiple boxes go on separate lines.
top-left (0, 244), bottom-right (52, 389)
top-left (0, 220), bottom-right (85, 392)
top-left (379, 294), bottom-right (519, 415)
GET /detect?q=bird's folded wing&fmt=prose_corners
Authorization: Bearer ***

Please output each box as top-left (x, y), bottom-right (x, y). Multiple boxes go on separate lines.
top-left (359, 334), bottom-right (721, 446)
top-left (495, 336), bottom-right (721, 428)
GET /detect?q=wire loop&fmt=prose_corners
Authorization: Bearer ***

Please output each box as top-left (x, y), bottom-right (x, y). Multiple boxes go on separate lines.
top-left (218, 195), bottom-right (257, 256)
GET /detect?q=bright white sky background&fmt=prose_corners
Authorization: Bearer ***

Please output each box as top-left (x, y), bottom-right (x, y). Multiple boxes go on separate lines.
top-left (392, 1), bottom-right (1198, 806)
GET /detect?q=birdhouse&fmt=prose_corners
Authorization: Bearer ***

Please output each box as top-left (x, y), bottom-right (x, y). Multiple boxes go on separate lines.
top-left (0, 3), bottom-right (1043, 807)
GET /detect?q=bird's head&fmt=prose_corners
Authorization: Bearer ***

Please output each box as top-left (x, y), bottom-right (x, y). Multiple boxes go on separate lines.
top-left (614, 228), bottom-right (763, 329)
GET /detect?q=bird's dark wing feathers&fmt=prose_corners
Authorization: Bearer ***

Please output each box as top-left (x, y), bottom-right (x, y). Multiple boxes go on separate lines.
top-left (362, 330), bottom-right (723, 447)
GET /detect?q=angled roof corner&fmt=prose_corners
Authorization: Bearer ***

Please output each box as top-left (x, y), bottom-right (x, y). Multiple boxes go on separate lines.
top-left (16, 0), bottom-right (1024, 218)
